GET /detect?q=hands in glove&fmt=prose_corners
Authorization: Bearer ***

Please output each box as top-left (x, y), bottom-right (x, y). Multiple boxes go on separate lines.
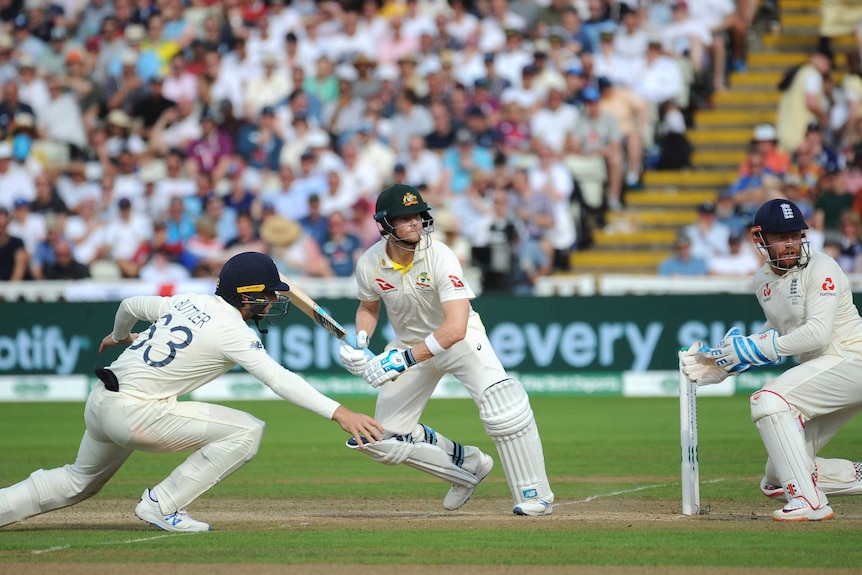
top-left (339, 330), bottom-right (369, 376)
top-left (681, 327), bottom-right (753, 386)
top-left (681, 342), bottom-right (733, 386)
top-left (712, 328), bottom-right (779, 371)
top-left (363, 348), bottom-right (418, 388)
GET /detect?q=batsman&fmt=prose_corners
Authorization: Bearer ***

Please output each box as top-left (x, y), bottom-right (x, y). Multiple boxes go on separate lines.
top-left (681, 199), bottom-right (862, 521)
top-left (339, 184), bottom-right (555, 515)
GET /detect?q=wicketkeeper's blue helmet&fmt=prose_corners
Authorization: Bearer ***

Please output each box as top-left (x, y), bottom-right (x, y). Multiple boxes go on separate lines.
top-left (751, 199), bottom-right (810, 270)
top-left (752, 198), bottom-right (809, 234)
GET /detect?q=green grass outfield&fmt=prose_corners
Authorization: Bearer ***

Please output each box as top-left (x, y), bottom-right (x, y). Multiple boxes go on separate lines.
top-left (0, 396), bottom-right (861, 570)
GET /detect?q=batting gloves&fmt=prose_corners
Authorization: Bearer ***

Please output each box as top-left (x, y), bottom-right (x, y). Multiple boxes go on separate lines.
top-left (363, 348), bottom-right (418, 388)
top-left (340, 330), bottom-right (369, 377)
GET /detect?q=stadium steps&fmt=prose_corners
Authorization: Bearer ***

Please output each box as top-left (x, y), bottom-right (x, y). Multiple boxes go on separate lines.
top-left (568, 0), bottom-right (845, 275)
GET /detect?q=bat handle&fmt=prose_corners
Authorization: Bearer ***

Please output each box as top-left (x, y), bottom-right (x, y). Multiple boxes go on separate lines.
top-left (342, 333), bottom-right (376, 357)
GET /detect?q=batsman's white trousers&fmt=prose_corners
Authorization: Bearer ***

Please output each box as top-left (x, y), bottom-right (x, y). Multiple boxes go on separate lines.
top-left (0, 384), bottom-right (263, 525)
top-left (375, 326), bottom-right (508, 434)
top-left (373, 324), bottom-right (553, 506)
top-left (762, 350), bottom-right (862, 487)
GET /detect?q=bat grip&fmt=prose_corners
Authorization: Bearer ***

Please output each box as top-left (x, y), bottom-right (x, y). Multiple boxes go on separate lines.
top-left (342, 333), bottom-right (376, 357)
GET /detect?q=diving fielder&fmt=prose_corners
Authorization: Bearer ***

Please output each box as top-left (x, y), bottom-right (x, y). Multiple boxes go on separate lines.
top-left (0, 252), bottom-right (382, 531)
top-left (339, 184), bottom-right (554, 515)
top-left (682, 199), bottom-right (862, 521)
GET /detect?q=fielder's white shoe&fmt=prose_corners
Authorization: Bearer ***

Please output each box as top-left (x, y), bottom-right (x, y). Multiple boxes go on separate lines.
top-left (513, 493), bottom-right (555, 516)
top-left (772, 496), bottom-right (834, 522)
top-left (760, 477), bottom-right (786, 500)
top-left (443, 452), bottom-right (494, 511)
top-left (135, 489), bottom-right (211, 532)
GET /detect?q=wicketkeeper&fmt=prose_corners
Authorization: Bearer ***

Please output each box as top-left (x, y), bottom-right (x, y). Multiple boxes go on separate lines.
top-left (681, 199), bottom-right (862, 521)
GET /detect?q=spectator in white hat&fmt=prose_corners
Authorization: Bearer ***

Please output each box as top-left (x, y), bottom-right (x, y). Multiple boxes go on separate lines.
top-left (244, 51), bottom-right (292, 119)
top-left (39, 75), bottom-right (88, 155)
top-left (740, 124), bottom-right (790, 176)
top-left (16, 54), bottom-right (50, 120)
top-left (0, 143), bottom-right (36, 211)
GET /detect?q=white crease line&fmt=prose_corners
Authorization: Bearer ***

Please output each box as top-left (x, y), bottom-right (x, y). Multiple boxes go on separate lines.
top-left (557, 478), bottom-right (726, 506)
top-left (32, 545), bottom-right (71, 555)
top-left (32, 533), bottom-right (181, 555)
top-left (119, 534), bottom-right (180, 544)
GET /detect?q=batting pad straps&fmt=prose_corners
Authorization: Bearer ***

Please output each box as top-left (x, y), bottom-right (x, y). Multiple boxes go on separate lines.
top-left (750, 390), bottom-right (825, 509)
top-left (348, 437), bottom-right (479, 487)
top-left (479, 378), bottom-right (553, 504)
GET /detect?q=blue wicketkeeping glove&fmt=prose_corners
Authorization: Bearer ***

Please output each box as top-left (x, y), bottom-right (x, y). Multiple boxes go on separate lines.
top-left (705, 327), bottom-right (753, 375)
top-left (712, 329), bottom-right (779, 372)
top-left (363, 348), bottom-right (418, 388)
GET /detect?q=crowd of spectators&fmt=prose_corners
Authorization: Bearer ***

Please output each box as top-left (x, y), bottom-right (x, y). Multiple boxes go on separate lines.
top-left (0, 0), bottom-right (753, 294)
top-left (658, 16), bottom-right (862, 279)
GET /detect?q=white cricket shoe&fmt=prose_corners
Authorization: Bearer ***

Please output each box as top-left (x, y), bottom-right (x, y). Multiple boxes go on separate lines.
top-left (135, 489), bottom-right (211, 532)
top-left (772, 496), bottom-right (834, 522)
top-left (760, 477), bottom-right (786, 500)
top-left (513, 493), bottom-right (555, 516)
top-left (443, 452), bottom-right (494, 511)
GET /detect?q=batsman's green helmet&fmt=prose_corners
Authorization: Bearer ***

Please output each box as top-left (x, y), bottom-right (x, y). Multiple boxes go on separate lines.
top-left (374, 184), bottom-right (431, 224)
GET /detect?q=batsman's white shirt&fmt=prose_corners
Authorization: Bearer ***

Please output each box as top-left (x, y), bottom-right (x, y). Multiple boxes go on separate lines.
top-left (107, 293), bottom-right (339, 419)
top-left (355, 238), bottom-right (508, 434)
top-left (356, 238), bottom-right (479, 343)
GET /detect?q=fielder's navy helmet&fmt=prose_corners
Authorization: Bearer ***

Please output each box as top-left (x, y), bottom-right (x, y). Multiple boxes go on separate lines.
top-left (216, 251), bottom-right (289, 298)
top-left (216, 252), bottom-right (291, 330)
top-left (752, 199), bottom-right (809, 235)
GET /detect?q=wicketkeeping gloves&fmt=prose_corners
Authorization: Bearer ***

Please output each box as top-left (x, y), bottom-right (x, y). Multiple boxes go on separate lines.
top-left (712, 328), bottom-right (780, 371)
top-left (683, 327), bottom-right (760, 386)
top-left (363, 348), bottom-right (418, 388)
top-left (339, 330), bottom-right (369, 376)
top-left (681, 342), bottom-right (732, 386)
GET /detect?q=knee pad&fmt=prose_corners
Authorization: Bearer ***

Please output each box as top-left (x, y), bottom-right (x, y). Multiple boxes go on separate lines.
top-left (479, 377), bottom-right (533, 439)
top-left (751, 389), bottom-right (797, 423)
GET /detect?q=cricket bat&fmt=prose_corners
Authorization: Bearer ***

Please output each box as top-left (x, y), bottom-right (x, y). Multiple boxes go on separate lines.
top-left (278, 273), bottom-right (374, 356)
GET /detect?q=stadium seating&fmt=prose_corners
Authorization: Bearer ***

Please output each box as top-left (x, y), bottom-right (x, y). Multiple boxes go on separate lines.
top-left (570, 0), bottom-right (851, 275)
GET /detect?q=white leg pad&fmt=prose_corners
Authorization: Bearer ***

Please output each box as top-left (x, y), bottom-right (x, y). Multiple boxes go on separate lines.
top-left (750, 390), bottom-right (826, 509)
top-left (479, 378), bottom-right (553, 505)
top-left (351, 437), bottom-right (478, 487)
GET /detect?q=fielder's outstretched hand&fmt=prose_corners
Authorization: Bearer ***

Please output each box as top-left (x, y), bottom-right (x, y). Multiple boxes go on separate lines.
top-left (98, 332), bottom-right (138, 354)
top-left (331, 406), bottom-right (384, 448)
